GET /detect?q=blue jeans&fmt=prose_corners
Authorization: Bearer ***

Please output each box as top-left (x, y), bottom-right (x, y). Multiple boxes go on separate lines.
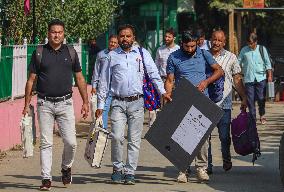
top-left (208, 109), bottom-right (231, 169)
top-left (102, 95), bottom-right (112, 129)
top-left (245, 79), bottom-right (266, 120)
top-left (110, 97), bottom-right (144, 175)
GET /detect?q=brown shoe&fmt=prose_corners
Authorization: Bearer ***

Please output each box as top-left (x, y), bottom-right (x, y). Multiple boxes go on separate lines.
top-left (40, 179), bottom-right (51, 191)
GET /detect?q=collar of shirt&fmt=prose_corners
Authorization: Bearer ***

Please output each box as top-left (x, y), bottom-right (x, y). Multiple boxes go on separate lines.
top-left (115, 46), bottom-right (138, 54)
top-left (46, 43), bottom-right (65, 53)
top-left (104, 49), bottom-right (110, 55)
top-left (249, 44), bottom-right (258, 51)
top-left (214, 48), bottom-right (226, 58)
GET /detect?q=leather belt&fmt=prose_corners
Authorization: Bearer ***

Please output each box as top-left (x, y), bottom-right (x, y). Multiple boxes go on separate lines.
top-left (113, 94), bottom-right (143, 102)
top-left (38, 93), bottom-right (72, 102)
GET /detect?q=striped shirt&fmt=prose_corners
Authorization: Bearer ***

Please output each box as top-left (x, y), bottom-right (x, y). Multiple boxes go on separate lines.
top-left (214, 49), bottom-right (242, 109)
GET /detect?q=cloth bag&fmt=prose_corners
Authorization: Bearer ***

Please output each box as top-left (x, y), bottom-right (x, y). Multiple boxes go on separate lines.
top-left (84, 117), bottom-right (110, 168)
top-left (138, 47), bottom-right (161, 111)
top-left (20, 114), bottom-right (34, 158)
top-left (90, 94), bottom-right (97, 122)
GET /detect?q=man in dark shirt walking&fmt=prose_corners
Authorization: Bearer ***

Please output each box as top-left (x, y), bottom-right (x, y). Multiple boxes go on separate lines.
top-left (22, 19), bottom-right (89, 191)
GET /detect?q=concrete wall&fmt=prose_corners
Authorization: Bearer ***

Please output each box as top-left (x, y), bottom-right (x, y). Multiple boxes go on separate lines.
top-left (0, 85), bottom-right (92, 151)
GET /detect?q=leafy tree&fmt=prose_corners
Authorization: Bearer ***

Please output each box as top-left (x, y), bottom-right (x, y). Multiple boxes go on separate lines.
top-left (2, 0), bottom-right (117, 44)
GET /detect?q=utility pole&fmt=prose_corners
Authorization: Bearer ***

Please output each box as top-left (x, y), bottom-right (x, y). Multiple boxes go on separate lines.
top-left (32, 0), bottom-right (36, 44)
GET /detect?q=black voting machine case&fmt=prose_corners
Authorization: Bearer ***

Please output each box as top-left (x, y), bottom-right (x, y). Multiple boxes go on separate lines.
top-left (145, 78), bottom-right (224, 172)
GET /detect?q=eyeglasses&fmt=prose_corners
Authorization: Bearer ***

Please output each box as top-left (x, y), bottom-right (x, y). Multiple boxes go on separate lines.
top-left (49, 31), bottom-right (64, 35)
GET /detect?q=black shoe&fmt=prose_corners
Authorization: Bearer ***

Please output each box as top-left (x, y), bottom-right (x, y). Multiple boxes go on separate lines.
top-left (124, 174), bottom-right (135, 185)
top-left (111, 170), bottom-right (123, 184)
top-left (40, 179), bottom-right (51, 191)
top-left (61, 168), bottom-right (72, 185)
top-left (223, 160), bottom-right (232, 171)
top-left (206, 167), bottom-right (213, 175)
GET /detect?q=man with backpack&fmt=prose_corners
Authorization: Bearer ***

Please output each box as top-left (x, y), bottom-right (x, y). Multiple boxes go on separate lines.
top-left (238, 32), bottom-right (273, 124)
top-left (22, 19), bottom-right (89, 191)
top-left (95, 24), bottom-right (170, 185)
top-left (207, 30), bottom-right (247, 174)
top-left (164, 30), bottom-right (223, 183)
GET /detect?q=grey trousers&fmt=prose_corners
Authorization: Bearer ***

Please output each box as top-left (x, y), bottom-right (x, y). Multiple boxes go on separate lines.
top-left (37, 98), bottom-right (77, 180)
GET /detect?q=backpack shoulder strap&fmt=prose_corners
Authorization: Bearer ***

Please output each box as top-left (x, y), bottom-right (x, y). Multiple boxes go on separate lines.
top-left (259, 45), bottom-right (265, 62)
top-left (206, 40), bottom-right (211, 49)
top-left (67, 45), bottom-right (76, 68)
top-left (201, 49), bottom-right (209, 65)
top-left (35, 45), bottom-right (43, 72)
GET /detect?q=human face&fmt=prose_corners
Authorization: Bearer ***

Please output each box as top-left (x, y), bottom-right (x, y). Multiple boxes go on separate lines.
top-left (197, 36), bottom-right (205, 47)
top-left (211, 31), bottom-right (226, 52)
top-left (247, 40), bottom-right (257, 50)
top-left (118, 28), bottom-right (135, 51)
top-left (164, 32), bottom-right (174, 46)
top-left (182, 41), bottom-right (197, 55)
top-left (108, 37), bottom-right (119, 51)
top-left (48, 25), bottom-right (64, 46)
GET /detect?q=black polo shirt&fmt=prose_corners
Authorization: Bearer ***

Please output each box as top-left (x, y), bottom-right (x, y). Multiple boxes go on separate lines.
top-left (29, 43), bottom-right (82, 97)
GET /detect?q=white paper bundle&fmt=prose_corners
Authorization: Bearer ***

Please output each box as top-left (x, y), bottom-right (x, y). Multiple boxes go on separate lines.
top-left (20, 114), bottom-right (34, 158)
top-left (84, 117), bottom-right (110, 168)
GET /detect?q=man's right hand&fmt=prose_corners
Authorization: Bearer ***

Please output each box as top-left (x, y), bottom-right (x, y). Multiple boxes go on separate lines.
top-left (22, 105), bottom-right (29, 115)
top-left (95, 109), bottom-right (103, 118)
top-left (91, 88), bottom-right (97, 95)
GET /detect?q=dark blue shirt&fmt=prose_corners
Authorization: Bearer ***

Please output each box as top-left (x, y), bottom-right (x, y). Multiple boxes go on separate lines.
top-left (166, 47), bottom-right (217, 95)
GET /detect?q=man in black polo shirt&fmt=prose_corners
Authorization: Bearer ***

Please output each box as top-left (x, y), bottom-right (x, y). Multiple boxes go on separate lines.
top-left (22, 19), bottom-right (89, 191)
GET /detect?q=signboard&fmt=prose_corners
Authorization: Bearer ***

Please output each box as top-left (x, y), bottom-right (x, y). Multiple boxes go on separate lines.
top-left (243, 0), bottom-right (265, 8)
top-left (145, 78), bottom-right (224, 172)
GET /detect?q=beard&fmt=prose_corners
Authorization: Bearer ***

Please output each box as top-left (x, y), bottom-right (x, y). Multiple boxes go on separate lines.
top-left (120, 41), bottom-right (132, 50)
top-left (165, 40), bottom-right (173, 46)
top-left (181, 47), bottom-right (195, 56)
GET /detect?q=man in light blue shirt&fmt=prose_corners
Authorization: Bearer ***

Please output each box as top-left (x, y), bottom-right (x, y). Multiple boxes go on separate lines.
top-left (238, 32), bottom-right (272, 124)
top-left (95, 24), bottom-right (170, 185)
top-left (91, 35), bottom-right (119, 129)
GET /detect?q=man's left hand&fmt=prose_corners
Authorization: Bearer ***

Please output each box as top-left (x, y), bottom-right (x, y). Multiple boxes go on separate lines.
top-left (240, 98), bottom-right (248, 111)
top-left (81, 103), bottom-right (89, 119)
top-left (162, 93), bottom-right (172, 103)
top-left (197, 80), bottom-right (209, 92)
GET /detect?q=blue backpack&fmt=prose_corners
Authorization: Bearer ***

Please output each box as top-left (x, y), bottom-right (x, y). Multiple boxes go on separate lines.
top-left (201, 49), bottom-right (225, 103)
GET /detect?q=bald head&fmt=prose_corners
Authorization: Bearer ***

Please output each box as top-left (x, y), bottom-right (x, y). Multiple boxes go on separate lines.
top-left (211, 30), bottom-right (226, 53)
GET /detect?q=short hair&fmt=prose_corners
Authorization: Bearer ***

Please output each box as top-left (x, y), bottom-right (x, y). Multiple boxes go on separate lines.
top-left (48, 19), bottom-right (65, 31)
top-left (181, 30), bottom-right (198, 43)
top-left (247, 32), bottom-right (258, 43)
top-left (196, 28), bottom-right (205, 38)
top-left (108, 34), bottom-right (118, 40)
top-left (165, 28), bottom-right (176, 37)
top-left (117, 24), bottom-right (136, 36)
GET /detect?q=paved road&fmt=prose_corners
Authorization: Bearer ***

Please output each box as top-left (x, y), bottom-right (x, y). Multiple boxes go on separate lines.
top-left (0, 102), bottom-right (283, 192)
